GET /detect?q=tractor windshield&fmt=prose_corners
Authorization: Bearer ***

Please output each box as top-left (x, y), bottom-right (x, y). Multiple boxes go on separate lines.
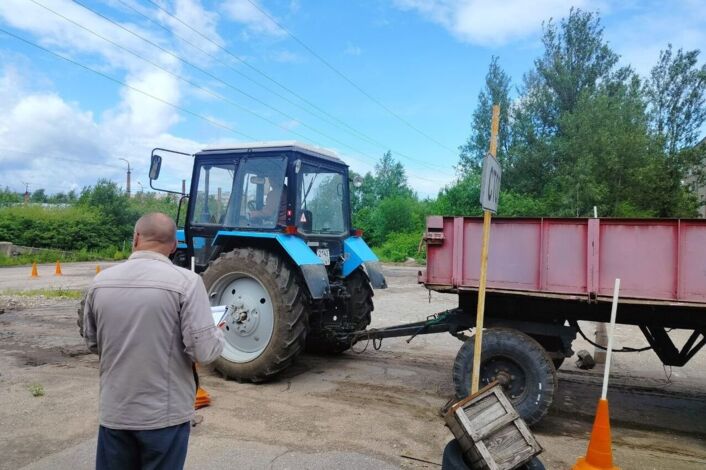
top-left (227, 155), bottom-right (287, 229)
top-left (296, 163), bottom-right (347, 236)
top-left (192, 155), bottom-right (287, 229)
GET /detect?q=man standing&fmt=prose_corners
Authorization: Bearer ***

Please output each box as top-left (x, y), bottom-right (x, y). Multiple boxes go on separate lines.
top-left (83, 212), bottom-right (224, 470)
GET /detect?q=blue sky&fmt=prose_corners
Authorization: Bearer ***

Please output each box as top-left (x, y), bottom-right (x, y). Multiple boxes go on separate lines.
top-left (0, 0), bottom-right (704, 197)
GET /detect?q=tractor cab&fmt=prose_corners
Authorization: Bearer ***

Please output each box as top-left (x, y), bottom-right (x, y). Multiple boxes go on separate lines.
top-left (182, 143), bottom-right (352, 272)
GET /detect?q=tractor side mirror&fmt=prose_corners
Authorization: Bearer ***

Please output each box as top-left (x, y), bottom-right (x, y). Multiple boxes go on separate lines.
top-left (149, 155), bottom-right (162, 180)
top-left (351, 175), bottom-right (363, 188)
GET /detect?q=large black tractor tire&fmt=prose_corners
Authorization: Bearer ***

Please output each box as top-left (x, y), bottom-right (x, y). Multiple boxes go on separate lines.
top-left (442, 439), bottom-right (545, 470)
top-left (452, 328), bottom-right (557, 427)
top-left (306, 269), bottom-right (373, 354)
top-left (202, 248), bottom-right (308, 382)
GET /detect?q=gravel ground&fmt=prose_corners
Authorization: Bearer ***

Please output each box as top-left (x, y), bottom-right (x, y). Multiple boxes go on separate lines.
top-left (0, 263), bottom-right (704, 469)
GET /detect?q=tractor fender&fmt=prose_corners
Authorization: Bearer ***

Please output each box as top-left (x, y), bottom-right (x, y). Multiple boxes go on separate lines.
top-left (342, 237), bottom-right (387, 289)
top-left (211, 231), bottom-right (330, 299)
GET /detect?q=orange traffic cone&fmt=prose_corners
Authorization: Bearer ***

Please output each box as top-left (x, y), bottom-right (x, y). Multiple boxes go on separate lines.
top-left (194, 387), bottom-right (211, 409)
top-left (573, 399), bottom-right (619, 470)
top-left (54, 260), bottom-right (62, 276)
top-left (96, 265), bottom-right (101, 274)
top-left (31, 261), bottom-right (38, 278)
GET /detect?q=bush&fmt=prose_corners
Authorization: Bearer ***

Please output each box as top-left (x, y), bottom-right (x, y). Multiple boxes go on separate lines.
top-left (374, 231), bottom-right (424, 262)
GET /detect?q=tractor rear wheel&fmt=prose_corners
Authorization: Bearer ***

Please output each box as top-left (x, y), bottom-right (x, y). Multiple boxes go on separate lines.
top-left (452, 328), bottom-right (557, 426)
top-left (202, 248), bottom-right (307, 382)
top-left (306, 269), bottom-right (373, 354)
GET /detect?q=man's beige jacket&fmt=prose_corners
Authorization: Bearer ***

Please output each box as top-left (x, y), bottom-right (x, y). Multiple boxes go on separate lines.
top-left (83, 250), bottom-right (224, 430)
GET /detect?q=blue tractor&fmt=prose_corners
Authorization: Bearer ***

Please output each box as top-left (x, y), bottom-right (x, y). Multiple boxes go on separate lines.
top-left (149, 142), bottom-right (387, 382)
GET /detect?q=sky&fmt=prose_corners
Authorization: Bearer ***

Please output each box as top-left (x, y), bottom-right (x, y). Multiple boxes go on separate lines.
top-left (0, 0), bottom-right (704, 197)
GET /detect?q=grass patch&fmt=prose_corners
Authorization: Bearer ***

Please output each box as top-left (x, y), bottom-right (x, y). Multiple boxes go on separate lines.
top-left (28, 383), bottom-right (45, 397)
top-left (2, 289), bottom-right (84, 299)
top-left (0, 247), bottom-right (126, 267)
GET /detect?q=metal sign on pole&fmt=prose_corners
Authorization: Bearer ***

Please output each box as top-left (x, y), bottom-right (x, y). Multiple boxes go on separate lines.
top-left (471, 104), bottom-right (501, 394)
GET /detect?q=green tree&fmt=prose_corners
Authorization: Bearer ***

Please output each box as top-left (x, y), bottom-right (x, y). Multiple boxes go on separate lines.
top-left (644, 45), bottom-right (706, 156)
top-left (534, 8), bottom-right (620, 130)
top-left (30, 189), bottom-right (47, 203)
top-left (373, 151), bottom-right (413, 200)
top-left (458, 56), bottom-right (511, 175)
top-left (0, 187), bottom-right (21, 206)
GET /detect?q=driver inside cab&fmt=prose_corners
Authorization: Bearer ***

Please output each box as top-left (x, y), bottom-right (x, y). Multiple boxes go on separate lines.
top-left (249, 173), bottom-right (287, 226)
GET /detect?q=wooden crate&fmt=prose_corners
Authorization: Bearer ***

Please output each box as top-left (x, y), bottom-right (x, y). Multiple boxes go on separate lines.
top-left (445, 382), bottom-right (542, 470)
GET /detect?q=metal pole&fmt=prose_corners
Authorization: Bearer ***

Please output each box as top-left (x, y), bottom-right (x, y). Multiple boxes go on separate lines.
top-left (602, 278), bottom-right (620, 399)
top-left (119, 158), bottom-right (131, 197)
top-left (471, 105), bottom-right (500, 394)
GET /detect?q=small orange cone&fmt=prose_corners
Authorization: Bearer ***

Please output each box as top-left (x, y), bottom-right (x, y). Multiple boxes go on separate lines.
top-left (96, 265), bottom-right (101, 274)
top-left (54, 260), bottom-right (62, 276)
top-left (31, 261), bottom-right (39, 278)
top-left (573, 399), bottom-right (619, 470)
top-left (194, 387), bottom-right (211, 409)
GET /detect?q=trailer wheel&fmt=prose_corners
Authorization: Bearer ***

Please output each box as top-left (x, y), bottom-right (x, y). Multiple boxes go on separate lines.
top-left (202, 248), bottom-right (308, 382)
top-left (306, 269), bottom-right (373, 354)
top-left (452, 328), bottom-right (557, 426)
top-left (442, 439), bottom-right (545, 469)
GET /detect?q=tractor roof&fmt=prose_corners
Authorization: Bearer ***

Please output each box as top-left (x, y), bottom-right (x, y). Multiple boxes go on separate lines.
top-left (197, 141), bottom-right (345, 165)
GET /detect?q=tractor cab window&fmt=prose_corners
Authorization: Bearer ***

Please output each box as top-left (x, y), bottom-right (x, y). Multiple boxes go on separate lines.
top-left (297, 164), bottom-right (346, 235)
top-left (225, 156), bottom-right (287, 229)
top-left (192, 163), bottom-right (235, 225)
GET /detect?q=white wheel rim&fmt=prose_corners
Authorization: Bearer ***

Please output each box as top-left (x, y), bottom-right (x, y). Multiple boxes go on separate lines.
top-left (209, 274), bottom-right (274, 363)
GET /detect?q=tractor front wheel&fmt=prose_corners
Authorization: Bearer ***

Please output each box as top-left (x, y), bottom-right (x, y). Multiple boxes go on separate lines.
top-left (202, 248), bottom-right (307, 382)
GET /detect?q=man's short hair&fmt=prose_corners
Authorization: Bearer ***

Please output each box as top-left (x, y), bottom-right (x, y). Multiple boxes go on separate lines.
top-left (134, 212), bottom-right (177, 245)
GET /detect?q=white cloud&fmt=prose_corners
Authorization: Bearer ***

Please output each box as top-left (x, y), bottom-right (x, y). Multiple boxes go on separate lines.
top-left (270, 49), bottom-right (303, 63)
top-left (606, 1), bottom-right (706, 75)
top-left (105, 70), bottom-right (182, 137)
top-left (0, 65), bottom-right (202, 194)
top-left (221, 0), bottom-right (285, 37)
top-left (392, 0), bottom-right (588, 45)
top-left (344, 42), bottom-right (362, 56)
top-left (0, 0), bottom-right (177, 74)
top-left (154, 0), bottom-right (224, 57)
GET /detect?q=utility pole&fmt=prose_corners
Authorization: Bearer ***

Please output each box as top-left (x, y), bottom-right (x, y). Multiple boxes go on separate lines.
top-left (22, 182), bottom-right (30, 205)
top-left (119, 158), bottom-right (131, 197)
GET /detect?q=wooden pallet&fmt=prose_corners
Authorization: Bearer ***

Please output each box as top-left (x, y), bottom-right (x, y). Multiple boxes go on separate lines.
top-left (445, 382), bottom-right (542, 470)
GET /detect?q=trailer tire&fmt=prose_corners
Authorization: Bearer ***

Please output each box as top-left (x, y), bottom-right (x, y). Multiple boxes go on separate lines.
top-left (442, 439), bottom-right (545, 469)
top-left (306, 269), bottom-right (373, 354)
top-left (202, 248), bottom-right (308, 382)
top-left (452, 328), bottom-right (557, 426)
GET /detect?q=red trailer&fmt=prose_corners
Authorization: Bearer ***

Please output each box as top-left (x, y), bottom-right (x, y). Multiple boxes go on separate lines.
top-left (355, 216), bottom-right (706, 425)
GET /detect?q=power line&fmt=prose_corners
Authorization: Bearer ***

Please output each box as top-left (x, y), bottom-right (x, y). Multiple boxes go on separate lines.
top-left (114, 0), bottom-right (383, 149)
top-left (0, 26), bottom-right (258, 142)
top-left (243, 0), bottom-right (458, 155)
top-left (140, 0), bottom-right (454, 174)
top-left (51, 0), bottom-right (451, 182)
top-left (0, 147), bottom-right (124, 170)
top-left (38, 0), bottom-right (344, 153)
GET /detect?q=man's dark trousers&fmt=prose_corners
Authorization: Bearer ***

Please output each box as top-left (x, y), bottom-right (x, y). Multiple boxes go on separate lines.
top-left (96, 422), bottom-right (190, 470)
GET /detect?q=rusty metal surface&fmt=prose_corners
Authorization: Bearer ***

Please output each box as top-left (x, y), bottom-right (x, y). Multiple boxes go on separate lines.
top-left (422, 217), bottom-right (706, 306)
